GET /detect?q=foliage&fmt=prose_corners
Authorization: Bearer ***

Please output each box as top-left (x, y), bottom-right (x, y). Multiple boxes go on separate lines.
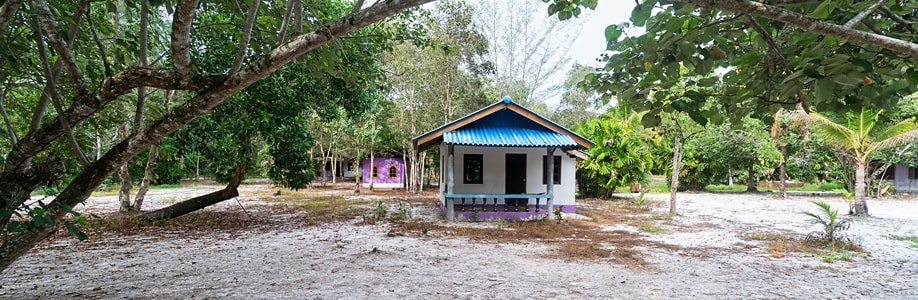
top-left (803, 201), bottom-right (850, 244)
top-left (552, 63), bottom-right (601, 128)
top-left (546, 1), bottom-right (918, 127)
top-left (578, 106), bottom-right (659, 197)
top-left (806, 108), bottom-right (918, 214)
top-left (675, 118), bottom-right (781, 190)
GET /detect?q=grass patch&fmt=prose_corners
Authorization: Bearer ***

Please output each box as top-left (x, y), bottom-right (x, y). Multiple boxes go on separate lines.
top-left (888, 234), bottom-right (918, 248)
top-left (629, 221), bottom-right (663, 234)
top-left (705, 182), bottom-right (846, 193)
top-left (742, 230), bottom-right (863, 260)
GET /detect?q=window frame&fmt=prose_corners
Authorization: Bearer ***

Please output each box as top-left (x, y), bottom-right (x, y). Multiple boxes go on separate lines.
top-left (542, 155), bottom-right (561, 185)
top-left (463, 154), bottom-right (484, 184)
top-left (372, 166), bottom-right (378, 178)
top-left (388, 166), bottom-right (398, 178)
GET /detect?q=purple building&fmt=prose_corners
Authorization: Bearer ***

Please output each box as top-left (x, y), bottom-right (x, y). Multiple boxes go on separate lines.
top-left (360, 157), bottom-right (405, 189)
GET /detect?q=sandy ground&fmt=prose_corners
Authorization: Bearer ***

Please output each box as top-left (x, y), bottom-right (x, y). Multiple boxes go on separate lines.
top-left (2, 185), bottom-right (917, 299)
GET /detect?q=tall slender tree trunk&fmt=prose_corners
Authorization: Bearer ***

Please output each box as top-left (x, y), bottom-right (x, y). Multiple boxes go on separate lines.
top-left (853, 160), bottom-right (869, 215)
top-left (419, 151), bottom-right (426, 192)
top-left (133, 90), bottom-right (171, 211)
top-left (669, 132), bottom-right (683, 217)
top-left (369, 148), bottom-right (375, 190)
top-left (746, 162), bottom-right (757, 193)
top-left (133, 145), bottom-right (158, 211)
top-left (727, 168), bottom-right (733, 186)
top-left (778, 142), bottom-right (788, 199)
top-left (116, 125), bottom-right (132, 212)
top-left (331, 151), bottom-right (337, 184)
top-left (402, 151), bottom-right (407, 190)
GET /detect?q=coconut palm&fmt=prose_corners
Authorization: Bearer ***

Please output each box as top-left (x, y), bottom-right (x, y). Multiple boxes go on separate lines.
top-left (805, 108), bottom-right (918, 215)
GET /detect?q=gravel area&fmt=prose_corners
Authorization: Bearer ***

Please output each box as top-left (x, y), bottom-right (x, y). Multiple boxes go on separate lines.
top-left (1, 185), bottom-right (916, 299)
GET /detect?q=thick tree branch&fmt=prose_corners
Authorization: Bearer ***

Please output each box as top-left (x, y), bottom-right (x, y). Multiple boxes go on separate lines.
top-left (679, 0), bottom-right (918, 57)
top-left (5, 67), bottom-right (223, 172)
top-left (230, 0), bottom-right (261, 76)
top-left (171, 0), bottom-right (199, 83)
top-left (0, 0), bottom-right (434, 272)
top-left (0, 0), bottom-right (23, 29)
top-left (843, 0), bottom-right (884, 29)
top-left (33, 0), bottom-right (89, 97)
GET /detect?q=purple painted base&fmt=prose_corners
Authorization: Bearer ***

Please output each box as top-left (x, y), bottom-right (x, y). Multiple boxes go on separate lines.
top-left (440, 203), bottom-right (576, 221)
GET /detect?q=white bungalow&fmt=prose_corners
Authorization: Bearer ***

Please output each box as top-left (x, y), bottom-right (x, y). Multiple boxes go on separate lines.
top-left (413, 97), bottom-right (593, 221)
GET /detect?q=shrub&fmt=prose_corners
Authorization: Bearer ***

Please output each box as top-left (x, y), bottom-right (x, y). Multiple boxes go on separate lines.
top-left (803, 201), bottom-right (850, 244)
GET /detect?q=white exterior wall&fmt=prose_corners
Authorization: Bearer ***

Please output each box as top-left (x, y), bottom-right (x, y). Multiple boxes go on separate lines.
top-left (439, 144), bottom-right (577, 205)
top-left (888, 164), bottom-right (918, 192)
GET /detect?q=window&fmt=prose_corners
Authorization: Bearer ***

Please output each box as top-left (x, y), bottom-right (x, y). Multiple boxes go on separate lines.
top-left (910, 167), bottom-right (918, 180)
top-left (542, 155), bottom-right (561, 184)
top-left (463, 154), bottom-right (483, 184)
top-left (388, 166), bottom-right (398, 178)
top-left (372, 166), bottom-right (378, 178)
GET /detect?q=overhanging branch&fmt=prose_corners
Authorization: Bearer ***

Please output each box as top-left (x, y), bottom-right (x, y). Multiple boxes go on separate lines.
top-left (679, 0), bottom-right (918, 57)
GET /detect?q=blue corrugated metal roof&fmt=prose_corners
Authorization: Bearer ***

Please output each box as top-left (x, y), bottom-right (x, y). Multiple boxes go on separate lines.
top-left (442, 108), bottom-right (578, 148)
top-left (444, 127), bottom-right (577, 148)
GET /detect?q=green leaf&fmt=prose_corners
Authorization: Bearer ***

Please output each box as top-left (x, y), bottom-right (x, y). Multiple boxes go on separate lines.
top-left (641, 113), bottom-right (661, 127)
top-left (630, 2), bottom-right (653, 27)
top-left (64, 221), bottom-right (88, 241)
top-left (815, 79), bottom-right (834, 104)
top-left (811, 0), bottom-right (836, 19)
top-left (604, 25), bottom-right (623, 42)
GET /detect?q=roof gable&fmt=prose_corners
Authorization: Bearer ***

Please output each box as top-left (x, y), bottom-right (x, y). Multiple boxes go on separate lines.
top-left (412, 97), bottom-right (593, 151)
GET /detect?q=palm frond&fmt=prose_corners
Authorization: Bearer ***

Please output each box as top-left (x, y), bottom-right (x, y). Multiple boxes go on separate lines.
top-left (807, 113), bottom-right (857, 150)
top-left (873, 128), bottom-right (918, 151)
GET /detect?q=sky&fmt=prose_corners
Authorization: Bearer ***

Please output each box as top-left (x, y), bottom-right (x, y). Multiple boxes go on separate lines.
top-left (569, 0), bottom-right (640, 67)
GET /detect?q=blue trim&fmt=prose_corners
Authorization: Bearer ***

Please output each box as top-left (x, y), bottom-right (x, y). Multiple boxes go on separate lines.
top-left (445, 193), bottom-right (552, 199)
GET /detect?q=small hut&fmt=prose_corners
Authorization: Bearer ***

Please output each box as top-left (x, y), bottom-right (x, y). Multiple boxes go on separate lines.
top-left (360, 157), bottom-right (405, 189)
top-left (413, 97), bottom-right (592, 221)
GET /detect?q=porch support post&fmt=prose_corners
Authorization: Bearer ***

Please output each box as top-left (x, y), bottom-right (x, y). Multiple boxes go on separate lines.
top-left (546, 147), bottom-right (556, 215)
top-left (446, 144), bottom-right (455, 221)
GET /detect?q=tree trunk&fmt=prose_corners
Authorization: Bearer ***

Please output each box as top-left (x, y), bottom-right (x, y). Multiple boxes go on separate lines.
top-left (419, 151), bottom-right (426, 192)
top-left (117, 124), bottom-right (132, 212)
top-left (369, 148), bottom-right (375, 190)
top-left (139, 163), bottom-right (246, 222)
top-left (402, 151), bottom-right (407, 190)
top-left (132, 144), bottom-right (158, 211)
top-left (853, 160), bottom-right (869, 215)
top-left (727, 168), bottom-right (733, 186)
top-left (745, 162), bottom-right (757, 193)
top-left (669, 133), bottom-right (683, 217)
top-left (331, 152), bottom-right (337, 184)
top-left (778, 142), bottom-right (787, 199)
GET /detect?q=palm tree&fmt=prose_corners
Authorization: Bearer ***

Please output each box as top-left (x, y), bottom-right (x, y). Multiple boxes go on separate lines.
top-left (805, 108), bottom-right (918, 215)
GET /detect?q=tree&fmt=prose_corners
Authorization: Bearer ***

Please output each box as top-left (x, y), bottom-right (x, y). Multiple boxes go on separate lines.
top-left (577, 106), bottom-right (659, 198)
top-left (475, 0), bottom-right (585, 104)
top-left (547, 1), bottom-right (917, 129)
top-left (553, 63), bottom-right (601, 128)
top-left (381, 0), bottom-right (493, 192)
top-left (0, 0), bottom-right (432, 272)
top-left (804, 108), bottom-right (918, 215)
